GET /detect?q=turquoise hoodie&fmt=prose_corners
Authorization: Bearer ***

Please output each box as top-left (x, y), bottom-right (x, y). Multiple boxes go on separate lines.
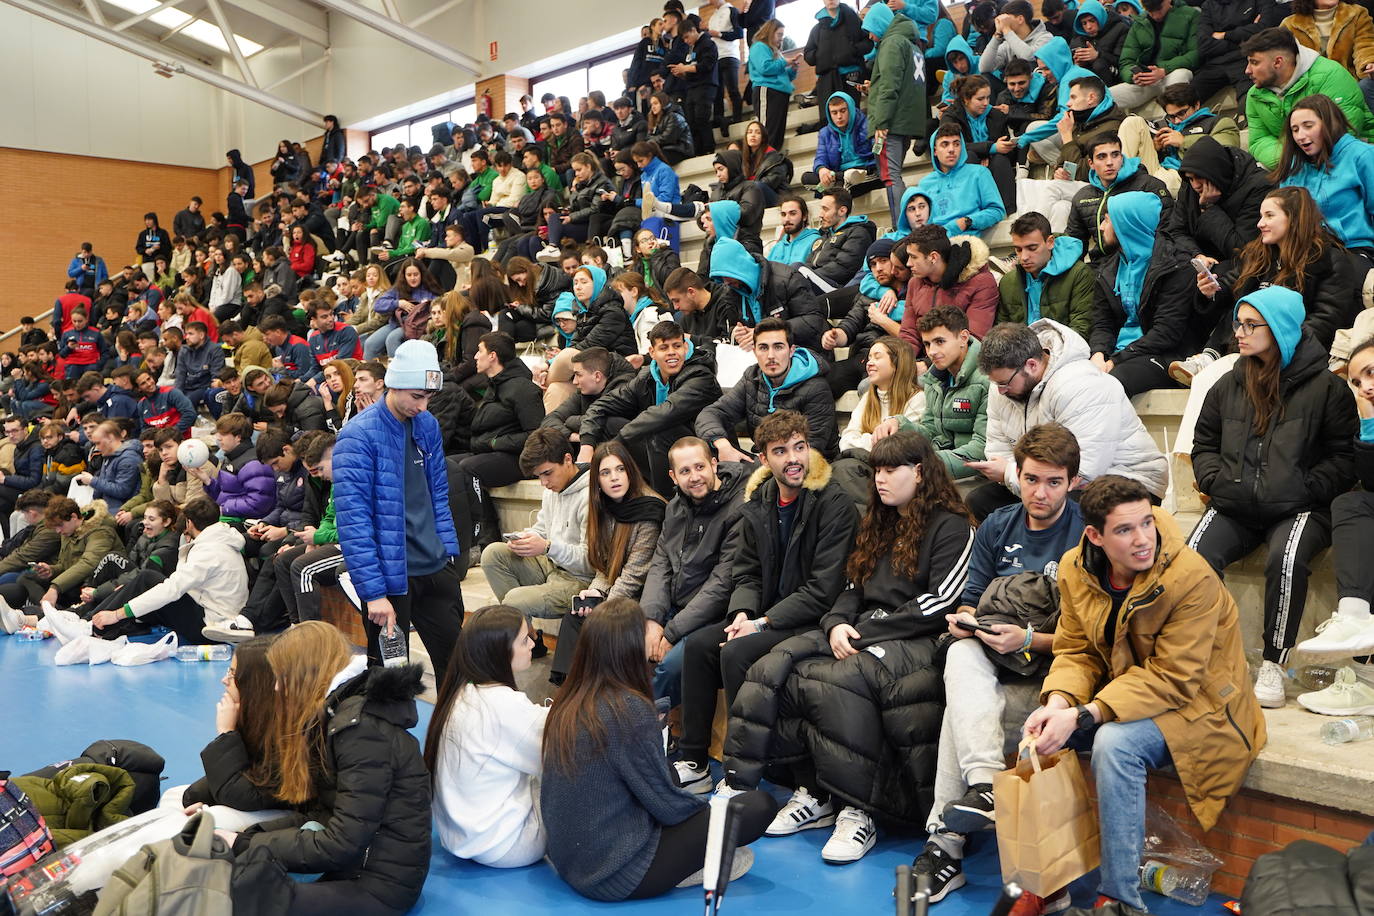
top-left (1236, 286), bottom-right (1304, 368)
top-left (885, 187), bottom-right (933, 239)
top-left (552, 292), bottom-right (579, 346)
top-left (749, 40), bottom-right (796, 94)
top-left (574, 265), bottom-right (607, 306)
top-left (915, 141), bottom-right (1007, 234)
top-left (1088, 154), bottom-right (1143, 191)
top-left (1024, 235), bottom-right (1085, 323)
top-left (1115, 0), bottom-right (1142, 14)
top-left (1074, 0), bottom-right (1107, 34)
top-left (1020, 37), bottom-right (1096, 147)
top-left (709, 238), bottom-right (765, 323)
top-left (863, 1), bottom-right (895, 39)
top-left (763, 345), bottom-right (822, 410)
top-left (1158, 107), bottom-right (1215, 170)
top-left (1105, 191), bottom-right (1162, 350)
top-left (769, 227), bottom-right (822, 265)
top-left (939, 35), bottom-right (977, 104)
top-left (1280, 132), bottom-right (1374, 252)
top-left (709, 200), bottom-right (742, 242)
top-left (650, 337), bottom-right (695, 404)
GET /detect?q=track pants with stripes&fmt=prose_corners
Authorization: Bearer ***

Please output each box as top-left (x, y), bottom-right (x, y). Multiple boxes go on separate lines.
top-left (1186, 508), bottom-right (1330, 664)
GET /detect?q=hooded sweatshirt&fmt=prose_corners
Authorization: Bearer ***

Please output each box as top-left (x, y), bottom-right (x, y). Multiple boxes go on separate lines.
top-left (1279, 131), bottom-right (1374, 252)
top-left (1104, 192), bottom-right (1162, 350)
top-left (1236, 286), bottom-right (1304, 369)
top-left (885, 188), bottom-right (934, 240)
top-left (915, 141), bottom-right (1007, 234)
top-left (979, 15), bottom-right (1054, 74)
top-left (748, 38), bottom-right (796, 94)
top-left (709, 200), bottom-right (742, 244)
top-left (939, 35), bottom-right (978, 104)
top-left (710, 237), bottom-right (767, 323)
top-left (126, 522), bottom-right (248, 627)
top-left (1071, 0), bottom-right (1130, 82)
top-left (531, 467), bottom-right (593, 580)
top-left (814, 92), bottom-right (876, 173)
top-left (1018, 37), bottom-right (1097, 147)
top-left (1007, 234), bottom-right (1091, 329)
top-left (1246, 44), bottom-right (1374, 168)
top-left (768, 224), bottom-right (822, 265)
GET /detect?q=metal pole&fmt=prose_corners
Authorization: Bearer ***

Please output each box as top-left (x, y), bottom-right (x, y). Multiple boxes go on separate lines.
top-left (310, 0), bottom-right (481, 74)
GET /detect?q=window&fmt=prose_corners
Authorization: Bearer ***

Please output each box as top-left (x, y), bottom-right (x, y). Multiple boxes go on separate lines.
top-left (532, 69), bottom-right (590, 109)
top-left (367, 96), bottom-right (474, 153)
top-left (412, 113), bottom-right (456, 150)
top-left (588, 52), bottom-right (634, 101)
top-left (452, 103), bottom-right (477, 125)
top-left (370, 124), bottom-right (409, 152)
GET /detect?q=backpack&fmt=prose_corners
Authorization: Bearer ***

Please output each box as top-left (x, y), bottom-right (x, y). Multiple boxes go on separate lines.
top-left (0, 773), bottom-right (53, 877)
top-left (93, 811), bottom-right (231, 916)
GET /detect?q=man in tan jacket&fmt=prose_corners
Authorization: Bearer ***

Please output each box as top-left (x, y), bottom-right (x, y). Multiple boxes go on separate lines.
top-left (1024, 475), bottom-right (1265, 913)
top-left (218, 319), bottom-right (272, 370)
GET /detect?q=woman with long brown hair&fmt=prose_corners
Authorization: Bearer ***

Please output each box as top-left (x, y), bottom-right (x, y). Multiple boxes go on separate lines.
top-left (549, 440), bottom-right (666, 680)
top-left (426, 605), bottom-right (547, 868)
top-left (1171, 185), bottom-right (1359, 385)
top-left (540, 596), bottom-right (777, 901)
top-left (505, 254), bottom-right (572, 341)
top-left (739, 119), bottom-right (792, 205)
top-left (720, 430), bottom-right (974, 865)
top-left (841, 336), bottom-right (925, 453)
top-left (218, 621), bottom-right (432, 915)
top-left (318, 359), bottom-right (354, 430)
top-left (646, 90), bottom-right (694, 165)
top-left (1189, 286), bottom-right (1356, 708)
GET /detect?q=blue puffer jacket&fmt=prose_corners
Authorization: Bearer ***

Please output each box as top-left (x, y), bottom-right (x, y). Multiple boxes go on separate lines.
top-left (90, 440), bottom-right (145, 511)
top-left (640, 156), bottom-right (682, 207)
top-left (206, 456), bottom-right (276, 519)
top-left (333, 401), bottom-right (459, 603)
top-left (261, 462), bottom-right (308, 530)
top-left (814, 92), bottom-right (876, 173)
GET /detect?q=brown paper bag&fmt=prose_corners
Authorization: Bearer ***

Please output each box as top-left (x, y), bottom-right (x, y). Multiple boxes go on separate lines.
top-left (994, 735), bottom-right (1101, 897)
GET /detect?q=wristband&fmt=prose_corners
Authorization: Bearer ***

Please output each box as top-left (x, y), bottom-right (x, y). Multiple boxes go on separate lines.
top-left (123, 604), bottom-right (135, 619)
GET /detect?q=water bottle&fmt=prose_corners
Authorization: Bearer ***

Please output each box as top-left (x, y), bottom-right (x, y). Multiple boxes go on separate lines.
top-left (1321, 716), bottom-right (1374, 745)
top-left (175, 644), bottom-right (232, 662)
top-left (1140, 859), bottom-right (1211, 905)
top-left (16, 627), bottom-right (48, 640)
top-left (1291, 664), bottom-right (1337, 691)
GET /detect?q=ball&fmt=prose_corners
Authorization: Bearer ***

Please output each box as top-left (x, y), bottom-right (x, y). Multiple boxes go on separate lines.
top-left (177, 438), bottom-right (211, 469)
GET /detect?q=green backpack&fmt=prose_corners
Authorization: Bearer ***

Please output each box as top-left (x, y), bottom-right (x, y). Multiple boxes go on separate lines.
top-left (94, 810), bottom-right (233, 916)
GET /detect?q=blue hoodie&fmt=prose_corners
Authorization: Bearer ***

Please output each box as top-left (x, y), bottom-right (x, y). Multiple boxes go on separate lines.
top-left (940, 35), bottom-right (978, 104)
top-left (1115, 0), bottom-right (1142, 15)
top-left (1236, 286), bottom-right (1304, 369)
top-left (1158, 107), bottom-right (1215, 170)
top-left (769, 226), bottom-right (822, 265)
top-left (552, 293), bottom-right (579, 346)
top-left (1074, 0), bottom-right (1107, 34)
top-left (1105, 191), bottom-right (1162, 350)
top-left (650, 337), bottom-right (696, 404)
top-left (885, 188), bottom-right (933, 239)
top-left (1088, 154), bottom-right (1143, 192)
top-left (1280, 132), bottom-right (1374, 252)
top-left (814, 92), bottom-right (875, 173)
top-left (763, 346), bottom-right (822, 410)
top-left (1023, 235), bottom-right (1085, 323)
top-left (748, 40), bottom-right (796, 94)
top-left (862, 2), bottom-right (894, 39)
top-left (1019, 37), bottom-right (1096, 147)
top-left (708, 238), bottom-right (764, 323)
top-left (916, 142), bottom-right (1007, 234)
top-left (709, 200), bottom-right (741, 242)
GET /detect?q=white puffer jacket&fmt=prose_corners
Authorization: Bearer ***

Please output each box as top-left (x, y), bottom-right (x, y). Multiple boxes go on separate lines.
top-left (984, 319), bottom-right (1169, 496)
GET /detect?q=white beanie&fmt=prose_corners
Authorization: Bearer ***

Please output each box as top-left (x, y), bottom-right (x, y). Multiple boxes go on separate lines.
top-left (384, 339), bottom-right (443, 391)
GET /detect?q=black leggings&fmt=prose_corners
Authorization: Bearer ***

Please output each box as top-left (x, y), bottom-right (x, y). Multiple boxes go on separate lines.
top-left (627, 789), bottom-right (778, 899)
top-left (290, 881), bottom-right (405, 916)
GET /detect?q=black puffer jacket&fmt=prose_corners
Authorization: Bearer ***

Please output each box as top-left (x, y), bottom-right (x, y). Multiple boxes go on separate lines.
top-left (1210, 240), bottom-right (1359, 354)
top-left (238, 665), bottom-right (432, 915)
top-left (514, 263), bottom-right (573, 327)
top-left (804, 2), bottom-right (872, 74)
top-left (1242, 840), bottom-right (1374, 916)
top-left (712, 152), bottom-right (765, 245)
top-left (570, 285), bottom-right (637, 356)
top-left (1065, 164), bottom-right (1175, 261)
top-left (469, 361), bottom-right (545, 456)
top-left (282, 384), bottom-right (327, 433)
top-left (634, 246), bottom-right (682, 291)
top-left (183, 731), bottom-right (283, 813)
top-left (648, 103), bottom-right (695, 164)
top-left (1089, 235), bottom-right (1199, 363)
top-left (581, 344), bottom-right (722, 447)
top-left (1192, 334), bottom-right (1356, 526)
top-left (542, 351), bottom-right (638, 437)
top-left (429, 378), bottom-right (477, 455)
top-left (725, 509), bottom-right (971, 824)
top-left (1163, 137), bottom-right (1273, 265)
top-left (804, 216), bottom-right (878, 290)
top-left (696, 356), bottom-right (840, 459)
top-left (1198, 0), bottom-right (1284, 89)
top-left (675, 279), bottom-right (738, 348)
top-left (836, 279), bottom-right (904, 354)
top-left (1069, 10), bottom-right (1130, 82)
top-left (746, 148), bottom-right (793, 196)
top-left (610, 111), bottom-right (649, 151)
top-left (640, 462), bottom-right (749, 642)
top-left (716, 252), bottom-right (828, 353)
top-left (566, 172), bottom-right (615, 225)
top-left (939, 105), bottom-right (1012, 163)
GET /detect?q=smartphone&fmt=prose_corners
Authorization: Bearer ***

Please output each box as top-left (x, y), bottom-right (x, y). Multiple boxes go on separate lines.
top-left (1190, 256), bottom-right (1218, 285)
top-left (1062, 161), bottom-right (1079, 180)
top-left (572, 594), bottom-right (605, 616)
top-left (501, 531), bottom-right (524, 542)
top-left (955, 617), bottom-right (1001, 636)
top-left (379, 626), bottom-right (408, 668)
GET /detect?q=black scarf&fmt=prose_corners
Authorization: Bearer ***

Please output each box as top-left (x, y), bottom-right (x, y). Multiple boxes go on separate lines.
top-left (600, 493), bottom-right (666, 525)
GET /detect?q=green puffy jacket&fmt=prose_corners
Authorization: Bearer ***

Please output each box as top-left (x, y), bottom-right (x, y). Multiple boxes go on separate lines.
top-left (997, 245), bottom-right (1095, 338)
top-left (910, 337), bottom-right (990, 479)
top-left (868, 17), bottom-right (927, 138)
top-left (14, 764), bottom-right (135, 847)
top-left (313, 493), bottom-right (337, 545)
top-left (1119, 4), bottom-right (1199, 80)
top-left (1246, 47), bottom-right (1374, 168)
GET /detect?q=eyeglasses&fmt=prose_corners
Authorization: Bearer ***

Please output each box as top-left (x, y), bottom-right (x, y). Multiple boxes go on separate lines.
top-left (1232, 319), bottom-right (1269, 337)
top-left (993, 366), bottom-right (1025, 392)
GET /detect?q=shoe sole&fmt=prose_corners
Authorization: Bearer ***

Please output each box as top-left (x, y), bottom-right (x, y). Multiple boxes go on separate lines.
top-left (941, 805), bottom-right (995, 834)
top-left (203, 628), bottom-right (253, 645)
top-left (1167, 363), bottom-right (1195, 387)
top-left (1256, 692), bottom-right (1286, 709)
top-left (679, 776), bottom-right (713, 795)
top-left (765, 812), bottom-right (836, 837)
top-left (925, 871), bottom-right (966, 903)
top-left (821, 833), bottom-right (876, 865)
top-left (1295, 640), bottom-right (1374, 658)
top-left (1297, 695), bottom-right (1374, 716)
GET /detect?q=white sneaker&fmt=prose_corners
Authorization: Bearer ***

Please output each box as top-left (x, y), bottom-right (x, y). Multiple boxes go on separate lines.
top-left (41, 609), bottom-right (92, 645)
top-left (0, 596), bottom-right (23, 634)
top-left (1298, 667), bottom-right (1374, 716)
top-left (673, 759), bottom-right (713, 794)
top-left (202, 615), bottom-right (255, 645)
top-left (842, 168), bottom-right (869, 186)
top-left (1297, 613), bottom-right (1374, 658)
top-left (1255, 659), bottom-right (1286, 708)
top-left (641, 182), bottom-right (659, 221)
top-left (820, 806), bottom-right (877, 864)
top-left (765, 786), bottom-right (836, 836)
top-left (712, 778), bottom-right (745, 801)
top-left (1168, 350), bottom-right (1217, 387)
top-left (675, 846), bottom-right (754, 888)
top-left (535, 244), bottom-right (562, 263)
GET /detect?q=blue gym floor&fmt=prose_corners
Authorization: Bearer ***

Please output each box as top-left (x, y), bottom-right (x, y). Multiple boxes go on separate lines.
top-left (2, 637), bottom-right (1234, 915)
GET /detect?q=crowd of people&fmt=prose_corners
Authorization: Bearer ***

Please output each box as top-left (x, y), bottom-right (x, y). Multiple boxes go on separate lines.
top-left (9, 0), bottom-right (1374, 912)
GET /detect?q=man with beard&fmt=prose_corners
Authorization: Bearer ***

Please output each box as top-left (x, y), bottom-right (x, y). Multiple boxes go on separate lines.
top-left (766, 194), bottom-right (822, 266)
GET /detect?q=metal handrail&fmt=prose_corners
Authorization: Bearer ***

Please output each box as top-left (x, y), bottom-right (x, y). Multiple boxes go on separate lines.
top-left (0, 307), bottom-right (54, 347)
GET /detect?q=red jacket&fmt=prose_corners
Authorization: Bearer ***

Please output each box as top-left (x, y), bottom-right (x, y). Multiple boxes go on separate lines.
top-left (898, 236), bottom-right (998, 358)
top-left (288, 241), bottom-right (316, 278)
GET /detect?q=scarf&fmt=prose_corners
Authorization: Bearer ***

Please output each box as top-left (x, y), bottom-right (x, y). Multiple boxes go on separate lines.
top-left (600, 493), bottom-right (667, 525)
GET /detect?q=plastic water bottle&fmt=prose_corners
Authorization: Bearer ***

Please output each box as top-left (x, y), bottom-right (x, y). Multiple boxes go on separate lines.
top-left (16, 627), bottom-right (48, 640)
top-left (175, 644), bottom-right (232, 662)
top-left (1140, 860), bottom-right (1211, 905)
top-left (1321, 716), bottom-right (1374, 745)
top-left (1292, 664), bottom-right (1337, 691)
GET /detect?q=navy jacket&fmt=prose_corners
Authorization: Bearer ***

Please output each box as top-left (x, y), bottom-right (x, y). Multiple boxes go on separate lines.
top-left (140, 387), bottom-right (196, 436)
top-left (175, 340), bottom-right (225, 391)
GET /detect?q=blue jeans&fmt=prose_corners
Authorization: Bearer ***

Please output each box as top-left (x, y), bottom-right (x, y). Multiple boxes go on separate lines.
top-left (382, 326), bottom-right (407, 357)
top-left (653, 639), bottom-right (687, 708)
top-left (362, 325), bottom-right (394, 359)
top-left (1081, 717), bottom-right (1171, 909)
top-left (878, 134), bottom-right (910, 227)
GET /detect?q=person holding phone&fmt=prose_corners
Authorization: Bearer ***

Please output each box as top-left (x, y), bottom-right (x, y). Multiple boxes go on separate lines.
top-left (939, 75), bottom-right (1017, 211)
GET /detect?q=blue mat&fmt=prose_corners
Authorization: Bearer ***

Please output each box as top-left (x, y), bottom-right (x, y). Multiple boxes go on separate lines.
top-left (1, 637), bottom-right (1234, 915)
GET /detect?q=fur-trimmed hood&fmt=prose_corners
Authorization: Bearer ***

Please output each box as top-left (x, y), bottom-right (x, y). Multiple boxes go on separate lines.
top-left (948, 234), bottom-right (991, 284)
top-left (328, 662), bottom-right (425, 733)
top-left (76, 498), bottom-right (114, 537)
top-left (743, 453), bottom-right (834, 502)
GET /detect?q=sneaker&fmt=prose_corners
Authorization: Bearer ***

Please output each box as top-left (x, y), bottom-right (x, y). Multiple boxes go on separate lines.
top-left (1168, 350), bottom-right (1217, 387)
top-left (0, 597), bottom-right (23, 634)
top-left (1298, 666), bottom-right (1374, 715)
top-left (765, 786), bottom-right (835, 836)
top-left (842, 168), bottom-right (869, 186)
top-left (641, 182), bottom-right (659, 221)
top-left (820, 806), bottom-right (876, 864)
top-left (712, 778), bottom-right (745, 801)
top-left (675, 845), bottom-right (754, 888)
top-left (674, 759), bottom-right (714, 794)
top-left (535, 244), bottom-right (562, 263)
top-left (1298, 613), bottom-right (1374, 658)
top-left (910, 842), bottom-right (966, 903)
top-left (941, 783), bottom-right (995, 834)
top-left (1255, 659), bottom-right (1286, 708)
top-left (1009, 888), bottom-right (1073, 915)
top-left (201, 615), bottom-right (256, 645)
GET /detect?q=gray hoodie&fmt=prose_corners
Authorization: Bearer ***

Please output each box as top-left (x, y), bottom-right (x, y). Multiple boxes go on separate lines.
top-left (531, 466), bottom-right (592, 580)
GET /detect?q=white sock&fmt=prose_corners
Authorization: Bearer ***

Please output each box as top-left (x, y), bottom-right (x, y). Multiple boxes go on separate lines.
top-left (1338, 597), bottom-right (1373, 619)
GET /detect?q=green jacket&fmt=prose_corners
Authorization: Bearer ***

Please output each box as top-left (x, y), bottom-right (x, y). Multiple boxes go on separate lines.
top-left (1246, 47), bottom-right (1374, 168)
top-left (120, 464), bottom-right (156, 519)
top-left (52, 502), bottom-right (124, 593)
top-left (912, 337), bottom-right (990, 479)
top-left (470, 166), bottom-right (498, 203)
top-left (997, 253), bottom-right (1095, 339)
top-left (0, 526), bottom-right (59, 576)
top-left (391, 215), bottom-right (433, 259)
top-left (539, 163), bottom-right (564, 193)
top-left (1119, 4), bottom-right (1199, 80)
top-left (14, 764), bottom-right (134, 847)
top-left (364, 193), bottom-right (401, 231)
top-left (313, 493), bottom-right (337, 545)
top-left (868, 18), bottom-right (927, 137)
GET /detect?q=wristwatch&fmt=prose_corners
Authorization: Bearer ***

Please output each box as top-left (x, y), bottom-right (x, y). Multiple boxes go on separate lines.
top-left (755, 617), bottom-right (771, 632)
top-left (1073, 704), bottom-right (1095, 732)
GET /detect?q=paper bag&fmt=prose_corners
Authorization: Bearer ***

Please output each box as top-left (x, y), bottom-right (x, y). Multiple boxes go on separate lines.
top-left (994, 736), bottom-right (1100, 896)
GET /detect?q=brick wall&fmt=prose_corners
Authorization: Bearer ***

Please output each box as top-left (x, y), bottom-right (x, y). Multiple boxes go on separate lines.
top-left (0, 147), bottom-right (219, 334)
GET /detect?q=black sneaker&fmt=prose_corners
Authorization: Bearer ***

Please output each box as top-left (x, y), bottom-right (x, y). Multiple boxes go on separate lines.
top-left (942, 783), bottom-right (995, 834)
top-left (531, 629), bottom-right (548, 659)
top-left (911, 841), bottom-right (966, 903)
